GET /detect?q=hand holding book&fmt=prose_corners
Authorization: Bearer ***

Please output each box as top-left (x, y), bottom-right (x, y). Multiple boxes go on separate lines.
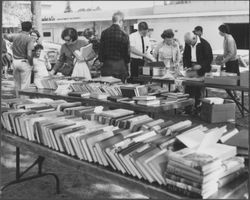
top-left (74, 43), bottom-right (96, 62)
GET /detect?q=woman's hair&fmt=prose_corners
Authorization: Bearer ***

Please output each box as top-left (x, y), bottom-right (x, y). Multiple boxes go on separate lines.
top-left (30, 29), bottom-right (41, 38)
top-left (61, 27), bottom-right (78, 41)
top-left (161, 29), bottom-right (174, 39)
top-left (218, 24), bottom-right (230, 34)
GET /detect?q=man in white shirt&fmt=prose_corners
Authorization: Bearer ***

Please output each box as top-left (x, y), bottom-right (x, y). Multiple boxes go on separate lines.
top-left (129, 22), bottom-right (155, 79)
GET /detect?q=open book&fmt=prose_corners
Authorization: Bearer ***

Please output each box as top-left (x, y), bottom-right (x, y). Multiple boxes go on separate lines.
top-left (74, 43), bottom-right (96, 61)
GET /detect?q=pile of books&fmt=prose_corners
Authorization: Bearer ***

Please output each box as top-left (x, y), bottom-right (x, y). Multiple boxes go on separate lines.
top-left (161, 92), bottom-right (189, 103)
top-left (34, 76), bottom-right (67, 89)
top-left (133, 96), bottom-right (160, 106)
top-left (1, 98), bottom-right (246, 198)
top-left (120, 84), bottom-right (148, 98)
top-left (69, 82), bottom-right (122, 98)
top-left (164, 126), bottom-right (246, 198)
top-left (90, 76), bottom-right (122, 84)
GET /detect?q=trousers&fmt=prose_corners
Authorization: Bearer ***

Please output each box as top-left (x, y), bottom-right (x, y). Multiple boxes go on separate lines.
top-left (13, 59), bottom-right (32, 93)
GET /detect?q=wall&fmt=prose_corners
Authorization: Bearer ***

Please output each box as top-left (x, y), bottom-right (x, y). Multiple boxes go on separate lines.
top-left (42, 19), bottom-right (137, 43)
top-left (141, 14), bottom-right (248, 50)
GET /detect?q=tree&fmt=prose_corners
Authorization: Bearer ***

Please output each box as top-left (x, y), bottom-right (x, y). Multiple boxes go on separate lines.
top-left (64, 1), bottom-right (72, 13)
top-left (3, 1), bottom-right (32, 23)
top-left (31, 1), bottom-right (42, 39)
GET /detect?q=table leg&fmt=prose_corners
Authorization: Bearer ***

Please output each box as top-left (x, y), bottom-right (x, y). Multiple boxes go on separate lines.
top-left (225, 90), bottom-right (249, 117)
top-left (0, 147), bottom-right (60, 194)
top-left (241, 91), bottom-right (245, 117)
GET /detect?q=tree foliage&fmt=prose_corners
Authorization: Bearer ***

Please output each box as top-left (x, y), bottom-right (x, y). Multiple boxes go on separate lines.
top-left (3, 1), bottom-right (32, 22)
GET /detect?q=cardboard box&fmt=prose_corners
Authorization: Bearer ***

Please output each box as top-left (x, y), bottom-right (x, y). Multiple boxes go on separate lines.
top-left (200, 99), bottom-right (236, 123)
top-left (204, 76), bottom-right (239, 86)
top-left (240, 70), bottom-right (249, 87)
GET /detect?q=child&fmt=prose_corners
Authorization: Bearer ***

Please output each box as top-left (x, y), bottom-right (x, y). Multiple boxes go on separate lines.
top-left (33, 44), bottom-right (51, 88)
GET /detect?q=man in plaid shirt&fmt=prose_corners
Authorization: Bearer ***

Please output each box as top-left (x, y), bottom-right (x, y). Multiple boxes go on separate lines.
top-left (99, 11), bottom-right (130, 83)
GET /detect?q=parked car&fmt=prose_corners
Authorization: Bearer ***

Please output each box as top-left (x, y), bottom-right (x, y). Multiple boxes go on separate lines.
top-left (42, 41), bottom-right (61, 68)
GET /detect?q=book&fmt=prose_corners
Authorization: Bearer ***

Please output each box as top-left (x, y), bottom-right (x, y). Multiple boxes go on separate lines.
top-left (133, 96), bottom-right (156, 101)
top-left (224, 129), bottom-right (248, 150)
top-left (146, 149), bottom-right (169, 185)
top-left (201, 97), bottom-right (224, 105)
top-left (219, 128), bottom-right (239, 143)
top-left (137, 99), bottom-right (160, 106)
top-left (73, 43), bottom-right (96, 61)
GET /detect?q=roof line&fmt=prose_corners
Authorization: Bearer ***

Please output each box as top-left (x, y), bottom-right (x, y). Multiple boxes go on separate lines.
top-left (42, 10), bottom-right (249, 24)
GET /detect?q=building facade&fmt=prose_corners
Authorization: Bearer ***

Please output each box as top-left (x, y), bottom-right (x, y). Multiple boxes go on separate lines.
top-left (41, 1), bottom-right (249, 50)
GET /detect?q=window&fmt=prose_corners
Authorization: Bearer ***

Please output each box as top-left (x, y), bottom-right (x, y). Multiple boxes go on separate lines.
top-left (43, 32), bottom-right (51, 37)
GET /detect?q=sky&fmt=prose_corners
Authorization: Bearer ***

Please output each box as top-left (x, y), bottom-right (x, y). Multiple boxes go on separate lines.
top-left (42, 1), bottom-right (160, 14)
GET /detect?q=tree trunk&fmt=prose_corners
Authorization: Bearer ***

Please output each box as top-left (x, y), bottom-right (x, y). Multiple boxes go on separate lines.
top-left (31, 1), bottom-right (42, 39)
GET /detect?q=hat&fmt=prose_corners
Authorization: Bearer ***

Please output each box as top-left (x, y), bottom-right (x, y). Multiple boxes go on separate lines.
top-left (193, 26), bottom-right (203, 33)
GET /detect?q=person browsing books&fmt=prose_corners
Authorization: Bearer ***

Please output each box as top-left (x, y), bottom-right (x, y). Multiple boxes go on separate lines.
top-left (129, 21), bottom-right (155, 79)
top-left (217, 24), bottom-right (240, 99)
top-left (99, 11), bottom-right (130, 83)
top-left (3, 21), bottom-right (34, 96)
top-left (32, 44), bottom-right (51, 87)
top-left (193, 26), bottom-right (203, 38)
top-left (50, 28), bottom-right (93, 78)
top-left (153, 29), bottom-right (181, 73)
top-left (183, 32), bottom-right (213, 114)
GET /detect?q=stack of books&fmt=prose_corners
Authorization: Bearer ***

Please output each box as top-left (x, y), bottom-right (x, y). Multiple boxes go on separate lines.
top-left (162, 92), bottom-right (189, 102)
top-left (70, 82), bottom-right (122, 97)
top-left (133, 96), bottom-right (160, 106)
top-left (120, 84), bottom-right (148, 98)
top-left (164, 126), bottom-right (245, 198)
top-left (34, 76), bottom-right (66, 89)
top-left (90, 76), bottom-right (122, 84)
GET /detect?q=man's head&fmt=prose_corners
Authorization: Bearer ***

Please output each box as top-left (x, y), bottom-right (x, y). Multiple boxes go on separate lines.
top-left (193, 26), bottom-right (203, 37)
top-left (21, 21), bottom-right (32, 32)
top-left (218, 24), bottom-right (230, 37)
top-left (112, 11), bottom-right (125, 27)
top-left (184, 32), bottom-right (197, 46)
top-left (138, 22), bottom-right (149, 37)
top-left (34, 44), bottom-right (44, 58)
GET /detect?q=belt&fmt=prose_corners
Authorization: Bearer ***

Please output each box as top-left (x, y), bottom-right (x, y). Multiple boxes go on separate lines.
top-left (13, 57), bottom-right (28, 62)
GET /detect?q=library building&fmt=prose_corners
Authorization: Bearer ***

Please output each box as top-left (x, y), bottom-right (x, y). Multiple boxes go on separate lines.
top-left (1, 1), bottom-right (249, 199)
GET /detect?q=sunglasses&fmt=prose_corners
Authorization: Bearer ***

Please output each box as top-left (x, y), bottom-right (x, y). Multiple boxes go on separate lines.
top-left (64, 38), bottom-right (71, 42)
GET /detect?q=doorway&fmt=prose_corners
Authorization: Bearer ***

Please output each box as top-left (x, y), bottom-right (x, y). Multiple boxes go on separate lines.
top-left (225, 23), bottom-right (249, 50)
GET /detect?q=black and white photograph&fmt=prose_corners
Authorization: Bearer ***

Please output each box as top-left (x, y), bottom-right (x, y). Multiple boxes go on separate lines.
top-left (1, 1), bottom-right (249, 199)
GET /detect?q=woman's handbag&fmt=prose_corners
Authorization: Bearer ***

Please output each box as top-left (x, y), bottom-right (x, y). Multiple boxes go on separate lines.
top-left (58, 45), bottom-right (76, 76)
top-left (59, 62), bottom-right (74, 76)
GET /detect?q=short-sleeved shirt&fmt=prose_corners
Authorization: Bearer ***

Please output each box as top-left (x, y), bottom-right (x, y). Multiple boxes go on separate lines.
top-left (53, 39), bottom-right (89, 72)
top-left (4, 31), bottom-right (34, 59)
top-left (129, 31), bottom-right (151, 59)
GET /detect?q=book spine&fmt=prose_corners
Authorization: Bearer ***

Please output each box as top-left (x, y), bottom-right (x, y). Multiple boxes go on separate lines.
top-left (165, 177), bottom-right (202, 194)
top-left (165, 183), bottom-right (201, 198)
top-left (165, 173), bottom-right (201, 188)
top-left (165, 164), bottom-right (203, 183)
